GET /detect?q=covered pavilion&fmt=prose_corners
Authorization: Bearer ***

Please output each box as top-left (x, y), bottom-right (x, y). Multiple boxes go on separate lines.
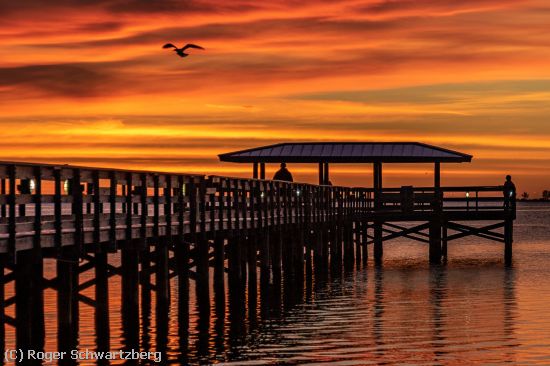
top-left (218, 141), bottom-right (472, 191)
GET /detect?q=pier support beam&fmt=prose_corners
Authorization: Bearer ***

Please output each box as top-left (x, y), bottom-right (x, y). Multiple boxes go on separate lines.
top-left (504, 218), bottom-right (513, 266)
top-left (441, 223), bottom-right (448, 262)
top-left (156, 240), bottom-right (170, 304)
top-left (176, 237), bottom-right (190, 363)
top-left (95, 251), bottom-right (110, 354)
top-left (121, 247), bottom-right (140, 351)
top-left (361, 221), bottom-right (368, 265)
top-left (429, 220), bottom-right (442, 264)
top-left (16, 250), bottom-right (45, 354)
top-left (374, 221), bottom-right (383, 265)
top-left (57, 247), bottom-right (79, 358)
top-left (196, 238), bottom-right (211, 347)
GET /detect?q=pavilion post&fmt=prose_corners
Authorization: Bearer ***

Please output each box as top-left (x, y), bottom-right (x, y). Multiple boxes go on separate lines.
top-left (373, 162), bottom-right (382, 210)
top-left (324, 163), bottom-right (329, 185)
top-left (430, 161), bottom-right (443, 264)
top-left (434, 162), bottom-right (441, 188)
top-left (373, 162), bottom-right (383, 264)
top-left (260, 163), bottom-right (265, 180)
top-left (318, 163), bottom-right (324, 185)
top-left (434, 162), bottom-right (441, 211)
top-left (253, 163), bottom-right (259, 179)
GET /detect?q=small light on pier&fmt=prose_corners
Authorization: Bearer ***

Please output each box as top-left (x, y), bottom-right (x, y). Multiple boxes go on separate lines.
top-left (260, 192), bottom-right (265, 198)
top-left (64, 179), bottom-right (70, 194)
top-left (296, 189), bottom-right (301, 196)
top-left (466, 191), bottom-right (470, 198)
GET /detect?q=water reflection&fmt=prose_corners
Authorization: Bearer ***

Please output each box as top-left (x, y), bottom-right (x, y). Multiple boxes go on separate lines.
top-left (429, 265), bottom-right (447, 361)
top-left (373, 266), bottom-right (384, 358)
top-left (6, 221), bottom-right (547, 365)
top-left (502, 267), bottom-right (518, 364)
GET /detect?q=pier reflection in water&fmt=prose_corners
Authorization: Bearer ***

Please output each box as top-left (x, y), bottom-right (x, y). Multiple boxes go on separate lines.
top-left (0, 241), bottom-right (527, 365)
top-left (6, 204), bottom-right (550, 365)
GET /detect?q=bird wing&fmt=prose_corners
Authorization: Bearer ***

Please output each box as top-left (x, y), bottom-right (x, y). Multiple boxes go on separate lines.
top-left (162, 43), bottom-right (177, 49)
top-left (182, 43), bottom-right (205, 51)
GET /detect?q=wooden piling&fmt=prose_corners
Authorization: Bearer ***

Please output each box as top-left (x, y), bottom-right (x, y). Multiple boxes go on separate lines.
top-left (429, 219), bottom-right (442, 264)
top-left (94, 251), bottom-right (110, 353)
top-left (156, 239), bottom-right (170, 304)
top-left (504, 218), bottom-right (513, 266)
top-left (57, 247), bottom-right (79, 358)
top-left (121, 247), bottom-right (139, 350)
top-left (441, 223), bottom-right (448, 262)
top-left (374, 221), bottom-right (383, 265)
top-left (355, 221), bottom-right (362, 267)
top-left (16, 250), bottom-right (45, 353)
top-left (362, 220), bottom-right (368, 265)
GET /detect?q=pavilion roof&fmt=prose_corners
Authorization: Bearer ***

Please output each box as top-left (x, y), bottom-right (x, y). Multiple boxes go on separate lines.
top-left (219, 142), bottom-right (472, 163)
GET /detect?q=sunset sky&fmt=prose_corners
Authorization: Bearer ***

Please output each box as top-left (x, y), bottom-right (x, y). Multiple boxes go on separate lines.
top-left (2, 0), bottom-right (550, 194)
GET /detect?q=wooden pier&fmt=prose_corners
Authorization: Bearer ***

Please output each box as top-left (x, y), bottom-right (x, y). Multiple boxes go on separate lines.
top-left (0, 158), bottom-right (515, 359)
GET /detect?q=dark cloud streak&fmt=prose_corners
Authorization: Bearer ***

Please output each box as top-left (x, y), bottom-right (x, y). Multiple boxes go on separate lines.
top-left (0, 64), bottom-right (113, 98)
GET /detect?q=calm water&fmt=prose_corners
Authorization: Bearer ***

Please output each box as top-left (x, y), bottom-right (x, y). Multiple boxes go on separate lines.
top-left (4, 203), bottom-right (550, 365)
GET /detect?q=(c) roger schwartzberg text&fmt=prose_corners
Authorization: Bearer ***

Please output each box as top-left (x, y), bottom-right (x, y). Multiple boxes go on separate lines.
top-left (4, 349), bottom-right (162, 363)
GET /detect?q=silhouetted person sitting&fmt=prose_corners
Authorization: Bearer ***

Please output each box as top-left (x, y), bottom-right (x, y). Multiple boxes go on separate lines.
top-left (273, 163), bottom-right (293, 182)
top-left (503, 175), bottom-right (516, 209)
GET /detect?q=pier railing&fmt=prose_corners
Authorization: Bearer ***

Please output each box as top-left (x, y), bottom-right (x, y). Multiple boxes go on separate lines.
top-left (0, 161), bottom-right (509, 256)
top-left (377, 186), bottom-right (508, 212)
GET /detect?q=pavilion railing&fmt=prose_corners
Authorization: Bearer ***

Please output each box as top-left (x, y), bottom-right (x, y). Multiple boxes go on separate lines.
top-left (374, 186), bottom-right (508, 212)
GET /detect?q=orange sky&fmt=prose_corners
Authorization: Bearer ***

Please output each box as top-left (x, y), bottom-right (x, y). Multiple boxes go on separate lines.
top-left (1, 0), bottom-right (550, 195)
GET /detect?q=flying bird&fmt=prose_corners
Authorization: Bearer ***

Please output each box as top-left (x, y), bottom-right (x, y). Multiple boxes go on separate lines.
top-left (162, 43), bottom-right (205, 58)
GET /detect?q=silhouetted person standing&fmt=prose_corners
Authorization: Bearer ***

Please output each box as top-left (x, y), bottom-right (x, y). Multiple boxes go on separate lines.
top-left (503, 175), bottom-right (516, 209)
top-left (273, 163), bottom-right (293, 182)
